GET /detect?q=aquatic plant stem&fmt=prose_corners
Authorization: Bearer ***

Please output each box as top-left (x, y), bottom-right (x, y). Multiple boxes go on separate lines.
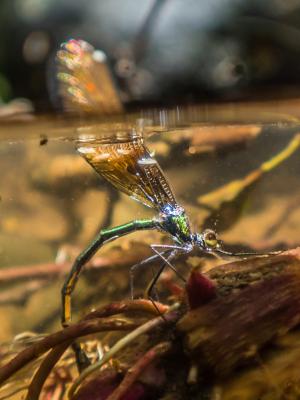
top-left (0, 245), bottom-right (152, 284)
top-left (12, 300), bottom-right (167, 400)
top-left (83, 298), bottom-right (169, 320)
top-left (24, 342), bottom-right (70, 400)
top-left (68, 303), bottom-right (180, 398)
top-left (0, 317), bottom-right (138, 386)
top-left (106, 341), bottom-right (172, 400)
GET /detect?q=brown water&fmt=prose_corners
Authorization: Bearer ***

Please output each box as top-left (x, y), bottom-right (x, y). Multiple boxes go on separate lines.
top-left (1, 102), bottom-right (300, 399)
top-left (1, 103), bottom-right (300, 335)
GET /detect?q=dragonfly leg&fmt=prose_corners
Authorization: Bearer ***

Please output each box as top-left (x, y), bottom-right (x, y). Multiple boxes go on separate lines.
top-left (145, 244), bottom-right (193, 315)
top-left (145, 249), bottom-right (179, 300)
top-left (142, 250), bottom-right (179, 320)
top-left (129, 242), bottom-right (190, 299)
top-left (150, 244), bottom-right (188, 283)
top-left (129, 250), bottom-right (171, 299)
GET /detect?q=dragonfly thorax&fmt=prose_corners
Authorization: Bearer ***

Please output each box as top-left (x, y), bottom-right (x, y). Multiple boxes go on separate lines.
top-left (159, 204), bottom-right (192, 244)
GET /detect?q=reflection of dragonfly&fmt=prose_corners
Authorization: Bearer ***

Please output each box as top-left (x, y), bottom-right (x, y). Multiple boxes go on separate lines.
top-left (57, 39), bottom-right (238, 330)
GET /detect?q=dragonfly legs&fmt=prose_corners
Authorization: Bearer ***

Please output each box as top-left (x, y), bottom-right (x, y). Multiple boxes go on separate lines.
top-left (149, 244), bottom-right (188, 284)
top-left (129, 249), bottom-right (171, 300)
top-left (130, 243), bottom-right (189, 301)
top-left (145, 248), bottom-right (180, 300)
top-left (130, 247), bottom-right (179, 319)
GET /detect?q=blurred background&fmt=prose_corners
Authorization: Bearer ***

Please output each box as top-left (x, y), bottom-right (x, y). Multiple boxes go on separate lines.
top-left (2, 0), bottom-right (300, 111)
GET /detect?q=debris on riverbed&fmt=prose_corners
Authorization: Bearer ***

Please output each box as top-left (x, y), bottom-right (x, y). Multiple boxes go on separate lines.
top-left (1, 248), bottom-right (300, 399)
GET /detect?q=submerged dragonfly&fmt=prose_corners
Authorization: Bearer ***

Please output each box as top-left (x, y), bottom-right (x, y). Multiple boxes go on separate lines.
top-left (57, 39), bottom-right (240, 329)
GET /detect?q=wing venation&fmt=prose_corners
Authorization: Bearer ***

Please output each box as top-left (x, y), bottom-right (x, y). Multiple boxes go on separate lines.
top-left (77, 136), bottom-right (177, 210)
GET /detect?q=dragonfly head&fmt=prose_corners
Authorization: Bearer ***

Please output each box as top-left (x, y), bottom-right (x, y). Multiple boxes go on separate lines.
top-left (193, 229), bottom-right (222, 252)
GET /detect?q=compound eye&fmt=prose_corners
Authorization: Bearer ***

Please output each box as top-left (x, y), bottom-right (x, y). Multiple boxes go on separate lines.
top-left (203, 229), bottom-right (218, 248)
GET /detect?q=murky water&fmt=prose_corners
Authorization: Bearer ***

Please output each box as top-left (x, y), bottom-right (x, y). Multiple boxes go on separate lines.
top-left (1, 103), bottom-right (300, 399)
top-left (1, 105), bottom-right (300, 335)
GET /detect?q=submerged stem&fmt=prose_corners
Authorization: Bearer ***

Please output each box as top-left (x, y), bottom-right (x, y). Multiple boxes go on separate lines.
top-left (68, 303), bottom-right (180, 398)
top-left (83, 299), bottom-right (169, 320)
top-left (25, 342), bottom-right (71, 400)
top-left (106, 341), bottom-right (172, 400)
top-left (0, 317), bottom-right (137, 386)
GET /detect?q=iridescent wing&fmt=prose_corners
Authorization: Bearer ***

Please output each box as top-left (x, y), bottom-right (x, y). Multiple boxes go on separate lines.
top-left (56, 39), bottom-right (123, 114)
top-left (77, 134), bottom-right (177, 210)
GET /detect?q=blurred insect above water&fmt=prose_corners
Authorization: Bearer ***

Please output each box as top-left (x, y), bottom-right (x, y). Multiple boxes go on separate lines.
top-left (57, 39), bottom-right (244, 331)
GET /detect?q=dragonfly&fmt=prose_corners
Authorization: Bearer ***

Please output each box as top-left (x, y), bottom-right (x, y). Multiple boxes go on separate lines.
top-left (56, 39), bottom-right (266, 370)
top-left (61, 129), bottom-right (236, 327)
top-left (56, 39), bottom-right (245, 329)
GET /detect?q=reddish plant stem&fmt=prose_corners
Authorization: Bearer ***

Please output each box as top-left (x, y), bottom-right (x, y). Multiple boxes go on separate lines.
top-left (0, 317), bottom-right (138, 386)
top-left (0, 279), bottom-right (48, 305)
top-left (106, 341), bottom-right (172, 400)
top-left (68, 308), bottom-right (180, 398)
top-left (23, 300), bottom-right (168, 400)
top-left (83, 299), bottom-right (169, 320)
top-left (0, 248), bottom-right (151, 284)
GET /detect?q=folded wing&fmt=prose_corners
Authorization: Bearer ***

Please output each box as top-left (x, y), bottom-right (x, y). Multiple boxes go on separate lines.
top-left (77, 135), bottom-right (177, 210)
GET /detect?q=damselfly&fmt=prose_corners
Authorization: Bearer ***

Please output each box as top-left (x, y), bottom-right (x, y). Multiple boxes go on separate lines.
top-left (56, 39), bottom-right (243, 331)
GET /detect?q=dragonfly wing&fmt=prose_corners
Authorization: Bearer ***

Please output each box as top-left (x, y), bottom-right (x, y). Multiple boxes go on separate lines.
top-left (77, 136), bottom-right (177, 210)
top-left (56, 39), bottom-right (123, 114)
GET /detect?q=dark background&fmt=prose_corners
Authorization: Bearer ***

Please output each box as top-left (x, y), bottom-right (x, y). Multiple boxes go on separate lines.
top-left (2, 0), bottom-right (300, 111)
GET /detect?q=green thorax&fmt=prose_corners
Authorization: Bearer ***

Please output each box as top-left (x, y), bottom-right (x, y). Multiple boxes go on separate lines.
top-left (159, 205), bottom-right (192, 244)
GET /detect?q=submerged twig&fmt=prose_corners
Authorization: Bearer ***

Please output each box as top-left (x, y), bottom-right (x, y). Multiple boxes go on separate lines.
top-left (0, 279), bottom-right (49, 305)
top-left (83, 299), bottom-right (170, 320)
top-left (0, 299), bottom-right (169, 398)
top-left (68, 303), bottom-right (180, 398)
top-left (0, 317), bottom-right (138, 386)
top-left (24, 300), bottom-right (169, 399)
top-left (0, 246), bottom-right (151, 284)
top-left (106, 341), bottom-right (172, 400)
top-left (24, 342), bottom-right (70, 400)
